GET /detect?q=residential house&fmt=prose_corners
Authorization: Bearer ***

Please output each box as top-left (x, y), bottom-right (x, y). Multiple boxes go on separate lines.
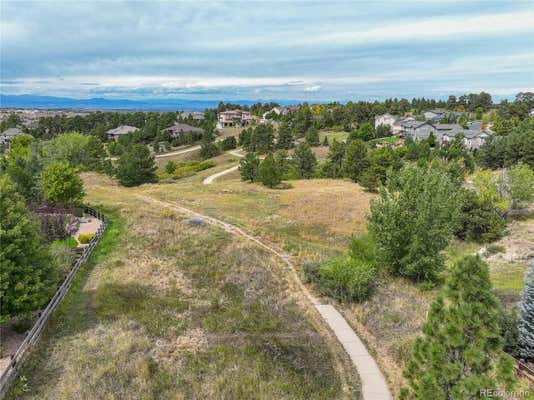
top-left (440, 128), bottom-right (491, 150)
top-left (374, 113), bottom-right (398, 129)
top-left (106, 125), bottom-right (139, 141)
top-left (280, 105), bottom-right (301, 115)
top-left (400, 120), bottom-right (437, 140)
top-left (392, 117), bottom-right (414, 135)
top-left (162, 123), bottom-right (204, 138)
top-left (0, 127), bottom-right (23, 148)
top-left (179, 111), bottom-right (204, 120)
top-left (262, 107), bottom-right (282, 119)
top-left (217, 110), bottom-right (252, 127)
top-left (423, 110), bottom-right (445, 121)
top-left (424, 110), bottom-right (461, 124)
top-left (434, 121), bottom-right (493, 149)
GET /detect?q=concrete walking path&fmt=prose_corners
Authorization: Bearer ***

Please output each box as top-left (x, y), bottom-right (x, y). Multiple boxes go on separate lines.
top-left (202, 165), bottom-right (239, 184)
top-left (202, 149), bottom-right (245, 185)
top-left (135, 193), bottom-right (392, 400)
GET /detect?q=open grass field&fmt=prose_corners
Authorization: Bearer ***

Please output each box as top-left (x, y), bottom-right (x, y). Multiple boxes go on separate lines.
top-left (7, 173), bottom-right (360, 400)
top-left (319, 130), bottom-right (350, 143)
top-left (10, 164), bottom-right (531, 399)
top-left (134, 170), bottom-right (533, 397)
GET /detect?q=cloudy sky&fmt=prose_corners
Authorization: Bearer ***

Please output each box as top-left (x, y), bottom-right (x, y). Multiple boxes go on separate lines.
top-left (1, 0), bottom-right (534, 102)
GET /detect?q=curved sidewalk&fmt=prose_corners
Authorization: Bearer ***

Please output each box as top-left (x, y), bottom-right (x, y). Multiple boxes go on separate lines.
top-left (135, 194), bottom-right (392, 400)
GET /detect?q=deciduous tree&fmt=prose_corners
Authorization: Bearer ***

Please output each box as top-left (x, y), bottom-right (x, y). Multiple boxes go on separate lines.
top-left (368, 164), bottom-right (460, 282)
top-left (0, 177), bottom-right (58, 321)
top-left (41, 161), bottom-right (85, 207)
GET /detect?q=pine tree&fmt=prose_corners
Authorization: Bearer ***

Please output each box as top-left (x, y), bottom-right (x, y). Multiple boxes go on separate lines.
top-left (276, 122), bottom-right (294, 149)
top-left (0, 176), bottom-right (58, 322)
top-left (305, 127), bottom-right (320, 146)
top-left (239, 152), bottom-right (260, 182)
top-left (341, 139), bottom-right (370, 182)
top-left (322, 139), bottom-right (345, 178)
top-left (293, 142), bottom-right (317, 179)
top-left (401, 255), bottom-right (515, 399)
top-left (258, 153), bottom-right (282, 188)
top-left (165, 160), bottom-right (177, 174)
top-left (116, 143), bottom-right (157, 187)
top-left (199, 129), bottom-right (221, 159)
top-left (519, 261), bottom-right (534, 361)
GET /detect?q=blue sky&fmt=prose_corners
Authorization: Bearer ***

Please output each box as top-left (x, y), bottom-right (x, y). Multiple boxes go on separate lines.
top-left (1, 0), bottom-right (533, 102)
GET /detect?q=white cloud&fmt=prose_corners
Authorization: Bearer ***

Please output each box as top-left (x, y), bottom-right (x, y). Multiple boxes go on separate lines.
top-left (312, 11), bottom-right (533, 45)
top-left (304, 85), bottom-right (322, 92)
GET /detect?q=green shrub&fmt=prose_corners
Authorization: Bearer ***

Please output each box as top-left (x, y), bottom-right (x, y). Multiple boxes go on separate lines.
top-left (349, 233), bottom-right (376, 264)
top-left (158, 160), bottom-right (215, 181)
top-left (317, 256), bottom-right (375, 302)
top-left (303, 261), bottom-right (321, 283)
top-left (78, 233), bottom-right (95, 244)
top-left (485, 244), bottom-right (506, 255)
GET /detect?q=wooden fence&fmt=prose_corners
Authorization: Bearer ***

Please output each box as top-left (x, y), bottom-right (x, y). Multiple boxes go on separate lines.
top-left (0, 208), bottom-right (108, 399)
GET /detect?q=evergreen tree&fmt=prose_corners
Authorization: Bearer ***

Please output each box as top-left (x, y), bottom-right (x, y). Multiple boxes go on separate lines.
top-left (199, 129), bottom-right (220, 159)
top-left (322, 135), bottom-right (329, 146)
top-left (41, 161), bottom-right (85, 207)
top-left (305, 127), bottom-right (320, 146)
top-left (165, 160), bottom-right (177, 174)
top-left (342, 139), bottom-right (370, 182)
top-left (322, 139), bottom-right (345, 178)
top-left (519, 261), bottom-right (534, 361)
top-left (455, 189), bottom-right (506, 243)
top-left (258, 153), bottom-right (282, 188)
top-left (402, 255), bottom-right (515, 399)
top-left (276, 122), bottom-right (293, 149)
top-left (220, 135), bottom-right (237, 151)
top-left (293, 142), bottom-right (317, 179)
top-left (238, 127), bottom-right (253, 149)
top-left (0, 176), bottom-right (58, 322)
top-left (116, 143), bottom-right (157, 187)
top-left (239, 152), bottom-right (260, 182)
top-left (251, 124), bottom-right (275, 153)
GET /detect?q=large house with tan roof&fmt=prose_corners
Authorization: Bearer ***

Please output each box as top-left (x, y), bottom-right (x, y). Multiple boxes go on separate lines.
top-left (217, 110), bottom-right (252, 127)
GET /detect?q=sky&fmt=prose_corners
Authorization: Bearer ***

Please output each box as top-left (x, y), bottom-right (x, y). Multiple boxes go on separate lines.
top-left (1, 0), bottom-right (534, 102)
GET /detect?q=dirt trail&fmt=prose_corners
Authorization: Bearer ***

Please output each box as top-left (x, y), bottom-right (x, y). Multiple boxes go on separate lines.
top-left (134, 193), bottom-right (392, 400)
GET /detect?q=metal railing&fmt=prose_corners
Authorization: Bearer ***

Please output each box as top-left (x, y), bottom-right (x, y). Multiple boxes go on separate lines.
top-left (0, 208), bottom-right (108, 399)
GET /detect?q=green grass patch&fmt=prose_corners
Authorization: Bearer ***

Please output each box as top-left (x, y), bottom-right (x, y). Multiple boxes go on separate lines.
top-left (158, 160), bottom-right (215, 181)
top-left (368, 136), bottom-right (399, 145)
top-left (51, 236), bottom-right (78, 248)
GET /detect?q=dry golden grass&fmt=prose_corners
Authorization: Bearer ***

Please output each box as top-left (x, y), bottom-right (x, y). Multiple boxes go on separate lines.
top-left (137, 171), bottom-right (534, 396)
top-left (278, 179), bottom-right (373, 237)
top-left (8, 173), bottom-right (360, 400)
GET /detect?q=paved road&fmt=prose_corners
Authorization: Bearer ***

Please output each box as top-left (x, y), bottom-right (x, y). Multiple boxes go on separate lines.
top-left (135, 193), bottom-right (392, 400)
top-left (202, 149), bottom-right (245, 185)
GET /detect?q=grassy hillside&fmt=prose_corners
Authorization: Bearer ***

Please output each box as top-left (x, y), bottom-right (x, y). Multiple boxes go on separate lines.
top-left (7, 174), bottom-right (360, 400)
top-left (134, 169), bottom-right (533, 397)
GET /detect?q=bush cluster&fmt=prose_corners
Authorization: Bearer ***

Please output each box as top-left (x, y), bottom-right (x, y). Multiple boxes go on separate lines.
top-left (78, 233), bottom-right (95, 244)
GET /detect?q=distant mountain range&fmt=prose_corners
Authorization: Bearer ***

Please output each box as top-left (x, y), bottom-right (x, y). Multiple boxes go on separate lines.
top-left (0, 94), bottom-right (298, 111)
